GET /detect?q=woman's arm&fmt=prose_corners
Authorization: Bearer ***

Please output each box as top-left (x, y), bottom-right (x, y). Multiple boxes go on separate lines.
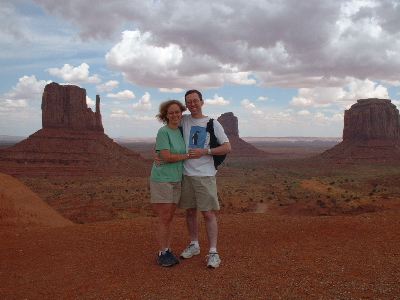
top-left (159, 149), bottom-right (189, 162)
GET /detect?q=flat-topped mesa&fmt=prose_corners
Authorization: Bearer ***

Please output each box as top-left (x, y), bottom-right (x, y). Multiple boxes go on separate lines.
top-left (321, 98), bottom-right (400, 161)
top-left (41, 82), bottom-right (104, 132)
top-left (343, 98), bottom-right (400, 141)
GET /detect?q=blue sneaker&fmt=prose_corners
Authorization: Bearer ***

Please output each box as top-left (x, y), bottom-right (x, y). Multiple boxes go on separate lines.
top-left (157, 249), bottom-right (179, 267)
top-left (165, 249), bottom-right (180, 265)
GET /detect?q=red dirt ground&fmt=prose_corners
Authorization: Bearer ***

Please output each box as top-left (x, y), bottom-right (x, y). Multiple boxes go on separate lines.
top-left (1, 173), bottom-right (400, 299)
top-left (1, 212), bottom-right (400, 299)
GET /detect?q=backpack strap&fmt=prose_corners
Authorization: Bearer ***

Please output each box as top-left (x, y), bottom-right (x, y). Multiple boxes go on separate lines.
top-left (206, 119), bottom-right (218, 148)
top-left (206, 118), bottom-right (226, 169)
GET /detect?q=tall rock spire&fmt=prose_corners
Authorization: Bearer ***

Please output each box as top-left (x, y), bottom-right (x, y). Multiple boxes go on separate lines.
top-left (217, 112), bottom-right (266, 157)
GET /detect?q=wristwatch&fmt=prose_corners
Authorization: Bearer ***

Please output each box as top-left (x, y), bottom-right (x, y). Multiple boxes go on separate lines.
top-left (207, 148), bottom-right (212, 155)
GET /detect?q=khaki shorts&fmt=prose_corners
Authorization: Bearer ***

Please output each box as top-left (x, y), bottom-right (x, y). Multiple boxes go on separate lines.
top-left (179, 175), bottom-right (220, 211)
top-left (150, 180), bottom-right (181, 204)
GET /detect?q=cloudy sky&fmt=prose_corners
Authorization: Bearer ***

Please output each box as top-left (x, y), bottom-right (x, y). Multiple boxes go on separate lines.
top-left (1, 0), bottom-right (400, 138)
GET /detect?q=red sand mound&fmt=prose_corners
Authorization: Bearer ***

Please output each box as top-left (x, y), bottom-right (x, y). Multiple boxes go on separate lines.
top-left (0, 173), bottom-right (73, 227)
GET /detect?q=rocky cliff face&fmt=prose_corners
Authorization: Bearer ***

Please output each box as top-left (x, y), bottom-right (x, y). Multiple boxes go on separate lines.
top-left (0, 83), bottom-right (147, 176)
top-left (217, 112), bottom-right (266, 157)
top-left (42, 82), bottom-right (104, 132)
top-left (322, 98), bottom-right (400, 161)
top-left (343, 99), bottom-right (400, 141)
top-left (217, 112), bottom-right (239, 137)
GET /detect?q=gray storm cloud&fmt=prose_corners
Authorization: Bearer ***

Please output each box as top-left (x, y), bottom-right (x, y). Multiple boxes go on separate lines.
top-left (30, 0), bottom-right (400, 89)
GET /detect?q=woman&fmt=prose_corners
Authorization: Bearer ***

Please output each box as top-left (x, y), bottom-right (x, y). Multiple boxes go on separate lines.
top-left (150, 100), bottom-right (189, 267)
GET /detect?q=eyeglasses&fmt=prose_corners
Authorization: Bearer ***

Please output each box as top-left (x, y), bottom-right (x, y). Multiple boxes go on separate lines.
top-left (185, 99), bottom-right (201, 105)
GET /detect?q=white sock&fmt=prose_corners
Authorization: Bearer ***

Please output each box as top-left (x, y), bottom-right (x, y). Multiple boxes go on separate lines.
top-left (159, 248), bottom-right (169, 255)
top-left (190, 241), bottom-right (200, 248)
top-left (209, 247), bottom-right (217, 253)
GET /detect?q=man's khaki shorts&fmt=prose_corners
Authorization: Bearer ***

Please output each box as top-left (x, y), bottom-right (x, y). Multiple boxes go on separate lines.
top-left (179, 175), bottom-right (220, 211)
top-left (150, 180), bottom-right (181, 204)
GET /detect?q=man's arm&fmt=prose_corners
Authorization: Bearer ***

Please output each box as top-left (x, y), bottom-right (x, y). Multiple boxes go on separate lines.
top-left (209, 142), bottom-right (231, 155)
top-left (188, 142), bottom-right (231, 158)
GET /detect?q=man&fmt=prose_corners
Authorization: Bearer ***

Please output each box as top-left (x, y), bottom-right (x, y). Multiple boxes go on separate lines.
top-left (179, 89), bottom-right (231, 268)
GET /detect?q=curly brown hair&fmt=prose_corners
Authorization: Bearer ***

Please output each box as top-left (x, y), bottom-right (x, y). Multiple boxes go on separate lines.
top-left (156, 100), bottom-right (186, 123)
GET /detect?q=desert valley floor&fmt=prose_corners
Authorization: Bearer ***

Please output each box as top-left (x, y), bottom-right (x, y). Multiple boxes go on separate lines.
top-left (1, 140), bottom-right (400, 299)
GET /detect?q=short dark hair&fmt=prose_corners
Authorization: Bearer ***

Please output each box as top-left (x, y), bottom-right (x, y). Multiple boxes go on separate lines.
top-left (156, 100), bottom-right (186, 123)
top-left (185, 89), bottom-right (203, 102)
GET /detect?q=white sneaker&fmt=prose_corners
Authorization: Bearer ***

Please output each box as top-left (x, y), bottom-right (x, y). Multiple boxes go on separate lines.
top-left (180, 244), bottom-right (200, 259)
top-left (206, 252), bottom-right (221, 268)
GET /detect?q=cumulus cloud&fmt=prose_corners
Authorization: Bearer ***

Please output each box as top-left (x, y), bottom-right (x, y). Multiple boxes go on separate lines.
top-left (225, 72), bottom-right (256, 85)
top-left (132, 115), bottom-right (155, 121)
top-left (342, 78), bottom-right (389, 103)
top-left (221, 66), bottom-right (256, 85)
top-left (34, 0), bottom-right (400, 89)
top-left (159, 88), bottom-right (184, 93)
top-left (290, 78), bottom-right (388, 109)
top-left (0, 74), bottom-right (50, 134)
top-left (1, 99), bottom-right (27, 109)
top-left (47, 63), bottom-right (101, 84)
top-left (241, 99), bottom-right (257, 110)
top-left (297, 110), bottom-right (311, 116)
top-left (240, 98), bottom-right (265, 117)
top-left (205, 94), bottom-right (229, 106)
top-left (107, 90), bottom-right (135, 100)
top-left (96, 80), bottom-right (119, 93)
top-left (0, 2), bottom-right (29, 41)
top-left (86, 96), bottom-right (95, 108)
top-left (0, 75), bottom-right (50, 114)
top-left (5, 75), bottom-right (50, 100)
top-left (106, 30), bottom-right (185, 88)
top-left (110, 109), bottom-right (130, 118)
top-left (132, 92), bottom-right (152, 111)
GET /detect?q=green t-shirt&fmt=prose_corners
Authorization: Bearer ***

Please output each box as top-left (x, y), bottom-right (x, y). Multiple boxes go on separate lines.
top-left (150, 125), bottom-right (186, 182)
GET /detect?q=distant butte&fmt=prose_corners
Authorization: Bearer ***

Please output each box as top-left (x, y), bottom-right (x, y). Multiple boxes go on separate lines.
top-left (322, 98), bottom-right (400, 161)
top-left (0, 82), bottom-right (149, 176)
top-left (217, 112), bottom-right (266, 157)
top-left (42, 82), bottom-right (104, 132)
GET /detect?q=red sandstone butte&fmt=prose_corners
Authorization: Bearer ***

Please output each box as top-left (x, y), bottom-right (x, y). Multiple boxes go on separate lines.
top-left (42, 82), bottom-right (104, 132)
top-left (0, 82), bottom-right (149, 176)
top-left (217, 112), bottom-right (266, 157)
top-left (322, 98), bottom-right (400, 160)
